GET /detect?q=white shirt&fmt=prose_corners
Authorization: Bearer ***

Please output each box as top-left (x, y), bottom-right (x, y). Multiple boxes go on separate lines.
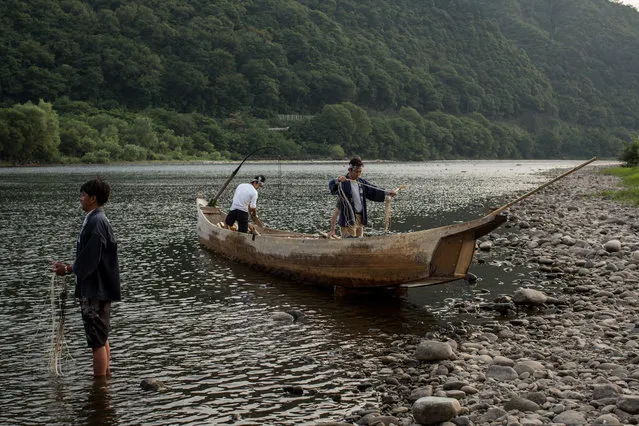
top-left (350, 180), bottom-right (362, 213)
top-left (230, 183), bottom-right (258, 212)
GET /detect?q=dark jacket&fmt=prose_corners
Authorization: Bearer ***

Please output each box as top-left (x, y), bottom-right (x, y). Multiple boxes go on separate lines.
top-left (73, 208), bottom-right (121, 301)
top-left (329, 175), bottom-right (386, 227)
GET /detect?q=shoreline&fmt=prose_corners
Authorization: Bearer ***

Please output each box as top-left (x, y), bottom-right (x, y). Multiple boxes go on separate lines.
top-left (328, 165), bottom-right (639, 425)
top-left (0, 158), bottom-right (621, 169)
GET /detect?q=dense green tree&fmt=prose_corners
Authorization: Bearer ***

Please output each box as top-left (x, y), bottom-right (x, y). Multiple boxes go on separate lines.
top-left (1, 0), bottom-right (638, 163)
top-left (620, 137), bottom-right (639, 167)
top-left (0, 100), bottom-right (60, 163)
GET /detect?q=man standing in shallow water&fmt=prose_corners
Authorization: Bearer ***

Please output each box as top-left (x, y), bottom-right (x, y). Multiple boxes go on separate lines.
top-left (52, 177), bottom-right (121, 378)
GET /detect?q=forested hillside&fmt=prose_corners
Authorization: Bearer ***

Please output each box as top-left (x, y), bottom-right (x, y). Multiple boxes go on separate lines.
top-left (1, 0), bottom-right (638, 163)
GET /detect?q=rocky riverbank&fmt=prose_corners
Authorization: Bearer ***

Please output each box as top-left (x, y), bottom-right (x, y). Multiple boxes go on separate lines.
top-left (323, 166), bottom-right (639, 426)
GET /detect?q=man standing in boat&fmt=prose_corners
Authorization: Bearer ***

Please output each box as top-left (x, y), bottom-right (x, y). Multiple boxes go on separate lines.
top-left (52, 177), bottom-right (121, 379)
top-left (328, 157), bottom-right (396, 237)
top-left (225, 175), bottom-right (265, 233)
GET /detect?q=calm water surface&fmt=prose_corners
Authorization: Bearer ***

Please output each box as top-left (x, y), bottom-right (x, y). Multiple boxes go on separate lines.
top-left (0, 160), bottom-right (595, 425)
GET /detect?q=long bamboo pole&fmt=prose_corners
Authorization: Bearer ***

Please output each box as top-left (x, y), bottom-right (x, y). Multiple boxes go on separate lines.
top-left (208, 146), bottom-right (273, 207)
top-left (489, 157), bottom-right (597, 215)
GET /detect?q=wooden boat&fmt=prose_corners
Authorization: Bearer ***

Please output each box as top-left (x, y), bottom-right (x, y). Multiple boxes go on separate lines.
top-left (197, 198), bottom-right (505, 293)
top-left (197, 158), bottom-right (596, 294)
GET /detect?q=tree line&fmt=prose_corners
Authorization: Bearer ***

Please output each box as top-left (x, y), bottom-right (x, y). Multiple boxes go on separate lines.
top-left (1, 0), bottom-right (638, 163)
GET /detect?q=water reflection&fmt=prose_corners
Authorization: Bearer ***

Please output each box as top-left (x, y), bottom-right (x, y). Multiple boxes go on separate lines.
top-left (80, 378), bottom-right (116, 426)
top-left (0, 160), bottom-right (603, 425)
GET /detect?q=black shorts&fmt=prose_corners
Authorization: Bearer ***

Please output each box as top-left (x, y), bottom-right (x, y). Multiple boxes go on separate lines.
top-left (225, 209), bottom-right (249, 233)
top-left (80, 298), bottom-right (111, 349)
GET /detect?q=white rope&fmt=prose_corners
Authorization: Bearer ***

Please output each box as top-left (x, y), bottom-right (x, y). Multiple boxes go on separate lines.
top-left (383, 185), bottom-right (406, 232)
top-left (48, 273), bottom-right (68, 376)
top-left (335, 177), bottom-right (403, 234)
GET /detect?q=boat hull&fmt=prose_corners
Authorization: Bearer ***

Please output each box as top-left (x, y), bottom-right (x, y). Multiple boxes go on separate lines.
top-left (196, 199), bottom-right (506, 289)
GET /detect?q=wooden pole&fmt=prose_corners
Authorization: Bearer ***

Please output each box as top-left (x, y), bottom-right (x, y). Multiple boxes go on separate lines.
top-left (489, 157), bottom-right (597, 215)
top-left (208, 146), bottom-right (273, 207)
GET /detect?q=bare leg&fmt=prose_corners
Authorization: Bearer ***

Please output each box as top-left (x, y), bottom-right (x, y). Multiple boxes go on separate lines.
top-left (92, 345), bottom-right (109, 377)
top-left (105, 340), bottom-right (111, 375)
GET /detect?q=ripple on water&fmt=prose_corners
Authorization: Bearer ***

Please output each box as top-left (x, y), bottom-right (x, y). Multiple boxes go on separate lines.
top-left (0, 160), bottom-right (595, 424)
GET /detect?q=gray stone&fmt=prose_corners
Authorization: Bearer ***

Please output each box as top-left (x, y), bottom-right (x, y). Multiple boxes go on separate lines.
top-left (604, 240), bottom-right (622, 252)
top-left (409, 386), bottom-right (433, 402)
top-left (617, 396), bottom-right (639, 414)
top-left (512, 288), bottom-right (548, 305)
top-left (443, 380), bottom-right (467, 390)
top-left (553, 410), bottom-right (587, 425)
top-left (514, 360), bottom-right (545, 375)
top-left (412, 397), bottom-right (461, 425)
top-left (503, 396), bottom-right (540, 412)
top-left (479, 241), bottom-right (493, 251)
top-left (593, 383), bottom-right (623, 400)
top-left (478, 407), bottom-right (508, 423)
top-left (593, 414), bottom-right (621, 425)
top-left (524, 391), bottom-right (547, 405)
top-left (486, 365), bottom-right (519, 381)
top-left (368, 415), bottom-right (401, 426)
top-left (493, 355), bottom-right (515, 366)
top-left (414, 341), bottom-right (455, 361)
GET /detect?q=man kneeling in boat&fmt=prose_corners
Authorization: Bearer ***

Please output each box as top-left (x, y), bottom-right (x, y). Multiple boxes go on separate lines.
top-left (328, 157), bottom-right (396, 237)
top-left (225, 175), bottom-right (265, 233)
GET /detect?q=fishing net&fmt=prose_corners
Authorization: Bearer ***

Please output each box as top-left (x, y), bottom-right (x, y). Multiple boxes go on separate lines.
top-left (48, 273), bottom-right (69, 376)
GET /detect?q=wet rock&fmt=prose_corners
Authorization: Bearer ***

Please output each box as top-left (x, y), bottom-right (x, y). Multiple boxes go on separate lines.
top-left (140, 377), bottom-right (165, 391)
top-left (271, 311), bottom-right (295, 323)
top-left (286, 310), bottom-right (306, 323)
top-left (282, 385), bottom-right (304, 395)
top-left (465, 272), bottom-right (478, 283)
top-left (479, 241), bottom-right (493, 251)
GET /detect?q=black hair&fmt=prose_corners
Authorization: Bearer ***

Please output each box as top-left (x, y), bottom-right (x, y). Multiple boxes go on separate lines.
top-left (348, 157), bottom-right (363, 169)
top-left (80, 177), bottom-right (111, 206)
top-left (252, 175), bottom-right (266, 185)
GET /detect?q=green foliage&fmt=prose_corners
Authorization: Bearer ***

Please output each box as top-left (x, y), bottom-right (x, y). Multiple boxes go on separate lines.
top-left (620, 137), bottom-right (639, 167)
top-left (1, 0), bottom-right (639, 163)
top-left (0, 100), bottom-right (60, 163)
top-left (602, 166), bottom-right (639, 205)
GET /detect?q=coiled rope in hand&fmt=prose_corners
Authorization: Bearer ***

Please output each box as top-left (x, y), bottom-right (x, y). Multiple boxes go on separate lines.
top-left (384, 185), bottom-right (406, 232)
top-left (335, 178), bottom-right (404, 233)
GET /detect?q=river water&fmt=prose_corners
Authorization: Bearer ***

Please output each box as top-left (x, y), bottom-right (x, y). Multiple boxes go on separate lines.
top-left (0, 160), bottom-right (598, 425)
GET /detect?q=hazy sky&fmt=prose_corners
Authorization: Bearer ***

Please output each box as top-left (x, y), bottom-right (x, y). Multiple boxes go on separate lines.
top-left (619, 0), bottom-right (639, 9)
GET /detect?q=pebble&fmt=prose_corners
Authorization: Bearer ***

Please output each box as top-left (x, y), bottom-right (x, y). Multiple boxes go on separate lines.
top-left (331, 167), bottom-right (639, 425)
